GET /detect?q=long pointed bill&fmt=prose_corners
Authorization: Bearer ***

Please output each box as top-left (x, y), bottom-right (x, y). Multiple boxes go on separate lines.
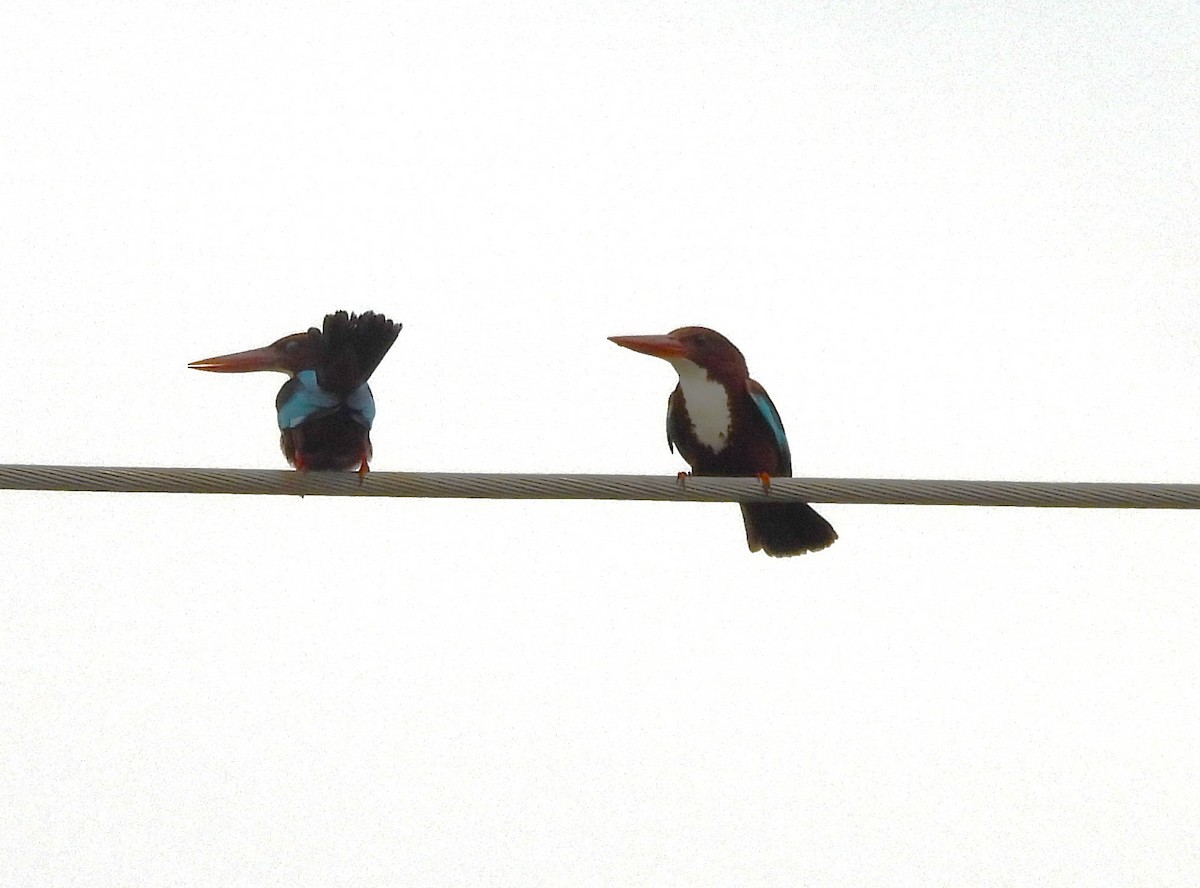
top-left (608, 334), bottom-right (687, 359)
top-left (187, 345), bottom-right (285, 373)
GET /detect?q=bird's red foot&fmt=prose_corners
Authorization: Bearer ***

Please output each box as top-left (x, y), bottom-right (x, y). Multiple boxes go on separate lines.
top-left (676, 471), bottom-right (691, 488)
top-left (357, 456), bottom-right (370, 484)
top-left (294, 454), bottom-right (308, 472)
top-left (757, 472), bottom-right (773, 494)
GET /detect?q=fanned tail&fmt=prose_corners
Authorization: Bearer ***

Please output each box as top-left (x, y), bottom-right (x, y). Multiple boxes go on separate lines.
top-left (316, 310), bottom-right (402, 395)
top-left (740, 502), bottom-right (837, 557)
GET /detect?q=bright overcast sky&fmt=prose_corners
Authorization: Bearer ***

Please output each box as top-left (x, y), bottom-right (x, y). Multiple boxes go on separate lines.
top-left (2, 1), bottom-right (1198, 884)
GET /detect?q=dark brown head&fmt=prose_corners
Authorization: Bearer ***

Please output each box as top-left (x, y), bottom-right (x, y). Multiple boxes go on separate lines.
top-left (189, 310), bottom-right (401, 385)
top-left (609, 326), bottom-right (749, 382)
top-left (188, 327), bottom-right (322, 376)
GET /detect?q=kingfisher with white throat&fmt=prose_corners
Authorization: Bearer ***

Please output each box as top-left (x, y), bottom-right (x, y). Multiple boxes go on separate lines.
top-left (610, 326), bottom-right (836, 556)
top-left (189, 310), bottom-right (401, 475)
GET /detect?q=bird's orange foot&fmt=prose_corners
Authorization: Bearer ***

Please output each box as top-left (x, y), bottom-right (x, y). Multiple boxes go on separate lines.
top-left (757, 472), bottom-right (773, 494)
top-left (357, 456), bottom-right (370, 484)
top-left (294, 454), bottom-right (308, 472)
top-left (676, 471), bottom-right (692, 488)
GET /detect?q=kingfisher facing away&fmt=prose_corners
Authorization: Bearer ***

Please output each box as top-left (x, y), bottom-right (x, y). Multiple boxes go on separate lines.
top-left (189, 310), bottom-right (402, 474)
top-left (609, 326), bottom-right (836, 557)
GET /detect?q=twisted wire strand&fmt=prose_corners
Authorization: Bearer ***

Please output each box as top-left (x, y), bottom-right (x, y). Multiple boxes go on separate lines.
top-left (1, 465), bottom-right (1199, 508)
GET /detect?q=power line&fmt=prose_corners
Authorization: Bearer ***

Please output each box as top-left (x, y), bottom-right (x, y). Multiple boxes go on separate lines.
top-left (1, 465), bottom-right (1198, 508)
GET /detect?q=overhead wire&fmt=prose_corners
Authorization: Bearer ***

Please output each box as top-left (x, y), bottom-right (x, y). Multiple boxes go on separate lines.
top-left (1, 465), bottom-right (1198, 508)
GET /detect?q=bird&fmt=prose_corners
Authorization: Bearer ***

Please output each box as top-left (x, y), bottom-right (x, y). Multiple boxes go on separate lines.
top-left (189, 310), bottom-right (402, 474)
top-left (609, 326), bottom-right (836, 556)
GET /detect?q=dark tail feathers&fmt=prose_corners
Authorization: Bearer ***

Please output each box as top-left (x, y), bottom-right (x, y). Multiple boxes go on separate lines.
top-left (740, 502), bottom-right (837, 557)
top-left (316, 310), bottom-right (402, 395)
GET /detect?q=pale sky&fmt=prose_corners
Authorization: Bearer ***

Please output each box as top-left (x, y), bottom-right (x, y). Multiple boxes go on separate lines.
top-left (2, 1), bottom-right (1198, 884)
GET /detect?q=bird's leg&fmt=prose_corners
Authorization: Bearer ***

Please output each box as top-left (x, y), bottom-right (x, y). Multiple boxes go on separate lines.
top-left (676, 471), bottom-right (691, 488)
top-left (357, 455), bottom-right (370, 484)
top-left (757, 472), bottom-right (773, 495)
top-left (293, 453), bottom-right (308, 472)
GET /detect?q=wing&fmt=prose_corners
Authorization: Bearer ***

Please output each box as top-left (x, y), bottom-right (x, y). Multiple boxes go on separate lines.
top-left (275, 371), bottom-right (342, 430)
top-left (746, 378), bottom-right (792, 475)
top-left (665, 386), bottom-right (683, 454)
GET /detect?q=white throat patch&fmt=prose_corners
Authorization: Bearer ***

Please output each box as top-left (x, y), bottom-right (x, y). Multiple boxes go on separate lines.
top-left (670, 357), bottom-right (732, 452)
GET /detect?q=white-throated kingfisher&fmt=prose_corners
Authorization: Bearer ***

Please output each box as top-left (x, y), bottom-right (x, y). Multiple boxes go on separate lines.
top-left (610, 326), bottom-right (836, 557)
top-left (189, 310), bottom-right (402, 474)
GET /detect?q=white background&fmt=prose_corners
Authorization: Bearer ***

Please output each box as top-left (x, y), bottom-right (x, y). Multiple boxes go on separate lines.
top-left (2, 1), bottom-right (1198, 884)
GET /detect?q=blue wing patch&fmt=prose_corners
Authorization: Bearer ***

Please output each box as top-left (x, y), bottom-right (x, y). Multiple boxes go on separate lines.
top-left (346, 382), bottom-right (377, 427)
top-left (748, 385), bottom-right (791, 466)
top-left (277, 370), bottom-right (375, 430)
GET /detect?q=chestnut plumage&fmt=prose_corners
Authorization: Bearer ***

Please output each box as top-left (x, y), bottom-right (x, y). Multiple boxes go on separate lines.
top-left (190, 310), bottom-right (402, 473)
top-left (610, 326), bottom-right (836, 556)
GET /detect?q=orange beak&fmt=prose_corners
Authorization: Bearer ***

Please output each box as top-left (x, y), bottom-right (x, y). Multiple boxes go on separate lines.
top-left (608, 334), bottom-right (687, 360)
top-left (188, 345), bottom-right (286, 373)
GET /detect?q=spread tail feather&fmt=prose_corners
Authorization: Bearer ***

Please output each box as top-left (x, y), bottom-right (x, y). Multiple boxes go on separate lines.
top-left (740, 502), bottom-right (837, 557)
top-left (316, 310), bottom-right (402, 395)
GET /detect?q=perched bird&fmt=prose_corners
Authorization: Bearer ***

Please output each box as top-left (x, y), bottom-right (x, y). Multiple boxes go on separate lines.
top-left (609, 326), bottom-right (836, 556)
top-left (189, 310), bottom-right (402, 474)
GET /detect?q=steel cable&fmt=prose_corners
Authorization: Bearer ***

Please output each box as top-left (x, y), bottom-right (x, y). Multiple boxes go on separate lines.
top-left (2, 465), bottom-right (1199, 508)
